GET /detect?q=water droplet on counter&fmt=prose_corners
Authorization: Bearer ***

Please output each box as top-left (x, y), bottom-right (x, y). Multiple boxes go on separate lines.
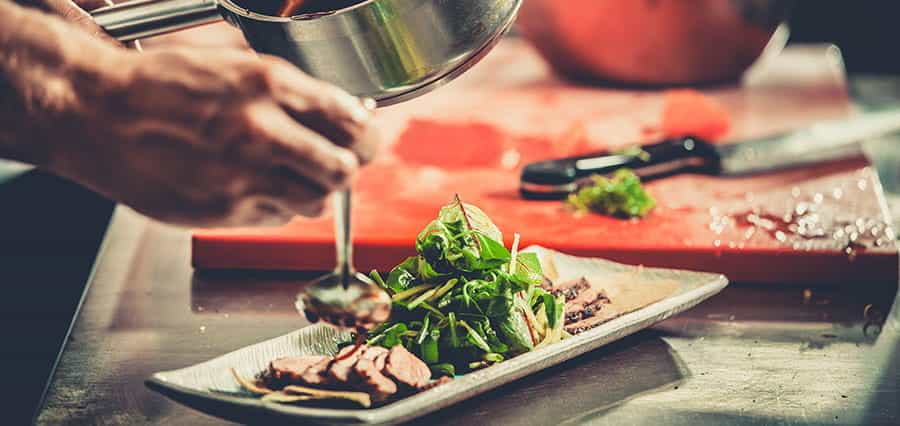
top-left (744, 227), bottom-right (756, 240)
top-left (199, 326), bottom-right (206, 334)
top-left (725, 194), bottom-right (893, 261)
top-left (500, 148), bottom-right (521, 170)
top-left (832, 188), bottom-right (843, 200)
top-left (844, 246), bottom-right (858, 262)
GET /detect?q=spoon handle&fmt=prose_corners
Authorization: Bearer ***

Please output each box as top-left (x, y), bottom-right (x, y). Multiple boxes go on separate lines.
top-left (334, 189), bottom-right (354, 285)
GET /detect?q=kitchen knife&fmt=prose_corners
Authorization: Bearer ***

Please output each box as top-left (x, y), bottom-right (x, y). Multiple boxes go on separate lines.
top-left (520, 108), bottom-right (900, 199)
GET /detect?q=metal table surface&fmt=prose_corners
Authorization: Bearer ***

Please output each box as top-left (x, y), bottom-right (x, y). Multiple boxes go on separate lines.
top-left (33, 208), bottom-right (900, 426)
top-left (36, 82), bottom-right (900, 425)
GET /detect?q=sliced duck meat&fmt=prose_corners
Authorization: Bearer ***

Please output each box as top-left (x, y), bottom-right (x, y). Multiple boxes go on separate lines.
top-left (565, 291), bottom-right (611, 323)
top-left (353, 358), bottom-right (397, 401)
top-left (359, 346), bottom-right (389, 364)
top-left (265, 355), bottom-right (330, 387)
top-left (328, 344), bottom-right (364, 384)
top-left (299, 356), bottom-right (333, 386)
top-left (550, 277), bottom-right (591, 301)
top-left (565, 300), bottom-right (619, 334)
top-left (383, 345), bottom-right (431, 389)
top-left (548, 276), bottom-right (613, 325)
top-left (564, 275), bottom-right (680, 334)
top-left (372, 349), bottom-right (389, 372)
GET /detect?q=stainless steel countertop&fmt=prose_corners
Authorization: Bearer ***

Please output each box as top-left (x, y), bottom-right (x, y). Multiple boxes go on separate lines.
top-left (34, 208), bottom-right (899, 425)
top-left (35, 77), bottom-right (900, 425)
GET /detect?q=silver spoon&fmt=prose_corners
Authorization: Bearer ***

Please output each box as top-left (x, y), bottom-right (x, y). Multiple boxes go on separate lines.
top-left (296, 189), bottom-right (391, 330)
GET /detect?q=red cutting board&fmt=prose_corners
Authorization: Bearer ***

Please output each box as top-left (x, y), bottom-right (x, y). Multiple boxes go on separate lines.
top-left (193, 40), bottom-right (898, 285)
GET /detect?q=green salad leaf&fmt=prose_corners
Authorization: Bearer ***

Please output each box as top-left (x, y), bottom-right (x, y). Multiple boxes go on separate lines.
top-left (566, 168), bottom-right (656, 218)
top-left (367, 196), bottom-right (566, 376)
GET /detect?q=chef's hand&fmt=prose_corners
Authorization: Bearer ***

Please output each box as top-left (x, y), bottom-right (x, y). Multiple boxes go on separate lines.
top-left (28, 0), bottom-right (117, 44)
top-left (1, 1), bottom-right (380, 227)
top-left (33, 0), bottom-right (250, 50)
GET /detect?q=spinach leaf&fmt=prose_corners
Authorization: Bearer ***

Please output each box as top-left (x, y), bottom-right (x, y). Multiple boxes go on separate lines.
top-left (514, 252), bottom-right (544, 286)
top-left (364, 196), bottom-right (568, 372)
top-left (385, 257), bottom-right (419, 292)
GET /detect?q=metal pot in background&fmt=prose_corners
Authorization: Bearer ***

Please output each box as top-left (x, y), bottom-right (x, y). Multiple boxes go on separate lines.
top-left (91, 0), bottom-right (522, 105)
top-left (516, 0), bottom-right (795, 86)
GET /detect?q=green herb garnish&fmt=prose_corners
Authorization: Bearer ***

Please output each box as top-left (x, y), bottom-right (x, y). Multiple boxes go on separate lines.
top-left (566, 169), bottom-right (656, 218)
top-left (367, 195), bottom-right (566, 376)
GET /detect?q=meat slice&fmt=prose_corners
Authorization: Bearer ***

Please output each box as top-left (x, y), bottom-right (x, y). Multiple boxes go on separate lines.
top-left (564, 301), bottom-right (618, 334)
top-left (563, 275), bottom-right (679, 334)
top-left (353, 358), bottom-right (397, 401)
top-left (327, 344), bottom-right (364, 384)
top-left (359, 346), bottom-right (389, 364)
top-left (383, 345), bottom-right (431, 389)
top-left (299, 356), bottom-right (333, 386)
top-left (550, 277), bottom-right (591, 301)
top-left (372, 350), bottom-right (389, 372)
top-left (265, 355), bottom-right (330, 387)
top-left (564, 288), bottom-right (610, 324)
top-left (550, 277), bottom-right (613, 325)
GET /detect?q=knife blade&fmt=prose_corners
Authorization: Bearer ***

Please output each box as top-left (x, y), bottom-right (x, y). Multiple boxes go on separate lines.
top-left (520, 108), bottom-right (900, 199)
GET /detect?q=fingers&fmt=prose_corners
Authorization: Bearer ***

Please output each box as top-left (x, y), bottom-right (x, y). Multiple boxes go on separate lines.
top-left (261, 56), bottom-right (382, 165)
top-left (252, 167), bottom-right (329, 217)
top-left (72, 0), bottom-right (112, 10)
top-left (221, 166), bottom-right (330, 227)
top-left (243, 102), bottom-right (360, 192)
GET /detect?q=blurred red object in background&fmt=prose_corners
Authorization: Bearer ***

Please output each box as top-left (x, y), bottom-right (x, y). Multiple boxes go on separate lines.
top-left (661, 89), bottom-right (731, 141)
top-left (516, 0), bottom-right (790, 86)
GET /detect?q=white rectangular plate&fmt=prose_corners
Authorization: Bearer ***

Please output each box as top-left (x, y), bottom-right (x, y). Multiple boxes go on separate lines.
top-left (147, 246), bottom-right (728, 425)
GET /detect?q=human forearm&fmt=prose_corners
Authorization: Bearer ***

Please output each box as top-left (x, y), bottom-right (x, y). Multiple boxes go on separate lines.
top-left (0, 0), bottom-right (381, 228)
top-left (0, 0), bottom-right (125, 165)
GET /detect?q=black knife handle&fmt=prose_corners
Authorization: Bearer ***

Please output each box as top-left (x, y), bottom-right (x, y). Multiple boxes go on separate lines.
top-left (520, 136), bottom-right (720, 200)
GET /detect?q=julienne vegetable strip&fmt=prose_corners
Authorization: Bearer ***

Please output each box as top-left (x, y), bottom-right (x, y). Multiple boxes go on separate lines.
top-left (365, 195), bottom-right (567, 377)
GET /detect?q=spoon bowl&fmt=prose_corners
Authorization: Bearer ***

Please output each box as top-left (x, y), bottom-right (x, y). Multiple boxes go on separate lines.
top-left (297, 271), bottom-right (391, 330)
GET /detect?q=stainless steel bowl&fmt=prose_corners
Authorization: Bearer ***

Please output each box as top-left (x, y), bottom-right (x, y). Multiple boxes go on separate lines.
top-left (92, 0), bottom-right (522, 105)
top-left (516, 0), bottom-right (794, 86)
